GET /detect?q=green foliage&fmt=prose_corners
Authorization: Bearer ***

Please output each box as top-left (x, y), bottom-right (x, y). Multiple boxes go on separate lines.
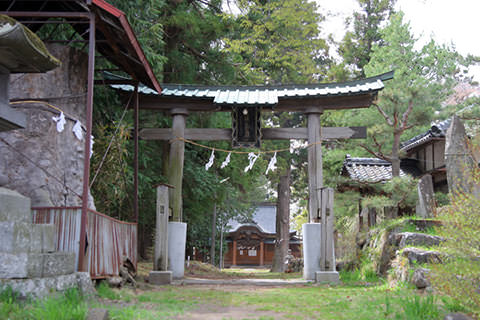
top-left (223, 0), bottom-right (330, 84)
top-left (355, 11), bottom-right (469, 175)
top-left (361, 176), bottom-right (418, 211)
top-left (96, 281), bottom-right (121, 301)
top-left (431, 167), bottom-right (480, 316)
top-left (0, 288), bottom-right (87, 320)
top-left (399, 295), bottom-right (441, 320)
top-left (339, 0), bottom-right (396, 77)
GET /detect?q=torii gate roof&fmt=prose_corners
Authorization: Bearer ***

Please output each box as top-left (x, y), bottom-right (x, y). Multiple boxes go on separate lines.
top-left (112, 71), bottom-right (393, 112)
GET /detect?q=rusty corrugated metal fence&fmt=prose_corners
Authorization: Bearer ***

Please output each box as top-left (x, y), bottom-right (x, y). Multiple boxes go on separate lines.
top-left (32, 207), bottom-right (137, 278)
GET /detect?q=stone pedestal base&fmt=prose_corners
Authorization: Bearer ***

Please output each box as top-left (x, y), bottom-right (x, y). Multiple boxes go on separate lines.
top-left (315, 271), bottom-right (339, 284)
top-left (303, 223), bottom-right (321, 280)
top-left (168, 222), bottom-right (187, 279)
top-left (149, 271), bottom-right (172, 285)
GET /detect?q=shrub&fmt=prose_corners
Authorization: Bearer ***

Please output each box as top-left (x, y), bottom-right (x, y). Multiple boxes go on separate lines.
top-left (430, 166), bottom-right (480, 316)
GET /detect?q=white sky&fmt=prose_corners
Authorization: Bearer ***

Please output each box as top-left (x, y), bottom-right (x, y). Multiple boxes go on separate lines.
top-left (316, 0), bottom-right (480, 79)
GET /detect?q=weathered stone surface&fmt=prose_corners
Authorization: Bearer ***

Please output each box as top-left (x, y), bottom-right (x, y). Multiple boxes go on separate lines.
top-left (417, 174), bottom-right (435, 218)
top-left (395, 232), bottom-right (444, 249)
top-left (411, 267), bottom-right (430, 289)
top-left (0, 272), bottom-right (93, 299)
top-left (444, 313), bottom-right (475, 320)
top-left (315, 271), bottom-right (339, 284)
top-left (149, 271), bottom-right (172, 285)
top-left (76, 272), bottom-right (96, 297)
top-left (0, 222), bottom-right (55, 253)
top-left (106, 276), bottom-right (123, 287)
top-left (0, 44), bottom-right (96, 209)
top-left (445, 115), bottom-right (480, 197)
top-left (0, 173), bottom-right (7, 186)
top-left (0, 251), bottom-right (75, 278)
top-left (401, 247), bottom-right (442, 265)
top-left (87, 308), bottom-right (109, 320)
top-left (0, 187), bottom-right (31, 223)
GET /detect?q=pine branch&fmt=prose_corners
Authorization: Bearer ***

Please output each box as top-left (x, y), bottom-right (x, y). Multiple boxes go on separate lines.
top-left (373, 103), bottom-right (394, 126)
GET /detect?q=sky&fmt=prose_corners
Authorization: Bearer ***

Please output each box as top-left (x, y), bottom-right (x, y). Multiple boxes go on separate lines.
top-left (316, 0), bottom-right (480, 80)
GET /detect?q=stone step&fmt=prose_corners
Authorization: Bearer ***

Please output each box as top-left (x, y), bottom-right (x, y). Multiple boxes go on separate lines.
top-left (0, 222), bottom-right (55, 253)
top-left (0, 187), bottom-right (31, 223)
top-left (0, 251), bottom-right (75, 279)
top-left (394, 232), bottom-right (444, 249)
top-left (401, 247), bottom-right (442, 265)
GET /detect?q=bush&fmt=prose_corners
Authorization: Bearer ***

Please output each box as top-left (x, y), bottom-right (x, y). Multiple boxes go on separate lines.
top-left (430, 167), bottom-right (480, 317)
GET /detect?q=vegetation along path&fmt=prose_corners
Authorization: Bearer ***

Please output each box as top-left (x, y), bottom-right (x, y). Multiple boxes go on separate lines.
top-left (1, 262), bottom-right (468, 320)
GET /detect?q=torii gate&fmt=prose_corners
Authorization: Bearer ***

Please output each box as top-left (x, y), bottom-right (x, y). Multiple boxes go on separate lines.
top-left (116, 71), bottom-right (393, 282)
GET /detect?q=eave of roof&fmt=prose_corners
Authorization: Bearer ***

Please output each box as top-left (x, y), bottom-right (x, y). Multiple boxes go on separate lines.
top-left (342, 155), bottom-right (422, 183)
top-left (0, 0), bottom-right (161, 93)
top-left (111, 71), bottom-right (394, 107)
top-left (400, 118), bottom-right (451, 152)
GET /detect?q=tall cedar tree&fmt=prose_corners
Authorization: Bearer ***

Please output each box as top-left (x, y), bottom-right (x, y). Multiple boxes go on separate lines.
top-left (339, 0), bottom-right (396, 78)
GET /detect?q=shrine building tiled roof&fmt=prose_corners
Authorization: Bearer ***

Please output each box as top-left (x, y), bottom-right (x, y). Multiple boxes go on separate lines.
top-left (400, 119), bottom-right (451, 152)
top-left (342, 155), bottom-right (422, 183)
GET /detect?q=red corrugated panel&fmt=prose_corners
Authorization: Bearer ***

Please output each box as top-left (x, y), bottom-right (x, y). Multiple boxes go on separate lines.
top-left (32, 207), bottom-right (137, 278)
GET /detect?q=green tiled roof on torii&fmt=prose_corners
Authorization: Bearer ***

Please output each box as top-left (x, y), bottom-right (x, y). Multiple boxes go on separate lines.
top-left (111, 71), bottom-right (394, 107)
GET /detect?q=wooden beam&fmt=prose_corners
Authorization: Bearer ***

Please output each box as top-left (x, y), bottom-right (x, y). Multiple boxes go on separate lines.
top-left (126, 92), bottom-right (376, 112)
top-left (139, 127), bottom-right (366, 141)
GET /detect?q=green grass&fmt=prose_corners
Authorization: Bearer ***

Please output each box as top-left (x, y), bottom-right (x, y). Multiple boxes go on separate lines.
top-left (0, 287), bottom-right (88, 320)
top-left (1, 272), bottom-right (465, 320)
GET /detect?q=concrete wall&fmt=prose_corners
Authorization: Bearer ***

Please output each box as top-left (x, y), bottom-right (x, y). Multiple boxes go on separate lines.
top-left (0, 44), bottom-right (95, 209)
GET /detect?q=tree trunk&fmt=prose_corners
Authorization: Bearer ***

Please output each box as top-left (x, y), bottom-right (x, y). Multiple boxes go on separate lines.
top-left (210, 201), bottom-right (217, 266)
top-left (391, 131), bottom-right (401, 177)
top-left (271, 167), bottom-right (291, 272)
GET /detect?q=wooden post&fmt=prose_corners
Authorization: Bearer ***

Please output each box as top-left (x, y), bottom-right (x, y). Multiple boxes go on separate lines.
top-left (133, 83), bottom-right (139, 223)
top-left (232, 240), bottom-right (237, 266)
top-left (259, 241), bottom-right (264, 266)
top-left (306, 109), bottom-right (323, 223)
top-left (168, 108), bottom-right (188, 222)
top-left (154, 184), bottom-right (171, 271)
top-left (210, 201), bottom-right (216, 265)
top-left (78, 12), bottom-right (95, 272)
top-left (318, 187), bottom-right (335, 271)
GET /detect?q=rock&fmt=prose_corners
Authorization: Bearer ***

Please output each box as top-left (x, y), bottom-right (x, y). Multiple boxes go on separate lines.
top-left (444, 313), bottom-right (475, 320)
top-left (445, 115), bottom-right (480, 197)
top-left (87, 308), bottom-right (109, 320)
top-left (417, 174), bottom-right (435, 218)
top-left (411, 268), bottom-right (430, 289)
top-left (76, 272), bottom-right (96, 298)
top-left (395, 232), bottom-right (444, 249)
top-left (401, 247), bottom-right (442, 265)
top-left (30, 187), bottom-right (53, 207)
top-left (106, 277), bottom-right (123, 288)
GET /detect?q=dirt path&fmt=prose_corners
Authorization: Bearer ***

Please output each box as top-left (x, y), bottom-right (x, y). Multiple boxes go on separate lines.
top-left (177, 304), bottom-right (283, 320)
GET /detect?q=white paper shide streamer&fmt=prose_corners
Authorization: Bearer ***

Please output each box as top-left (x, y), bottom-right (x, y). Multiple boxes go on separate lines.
top-left (205, 149), bottom-right (215, 171)
top-left (266, 152), bottom-right (277, 174)
top-left (221, 152), bottom-right (231, 169)
top-left (244, 152), bottom-right (259, 173)
top-left (52, 112), bottom-right (66, 133)
top-left (72, 120), bottom-right (83, 140)
top-left (90, 135), bottom-right (94, 158)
